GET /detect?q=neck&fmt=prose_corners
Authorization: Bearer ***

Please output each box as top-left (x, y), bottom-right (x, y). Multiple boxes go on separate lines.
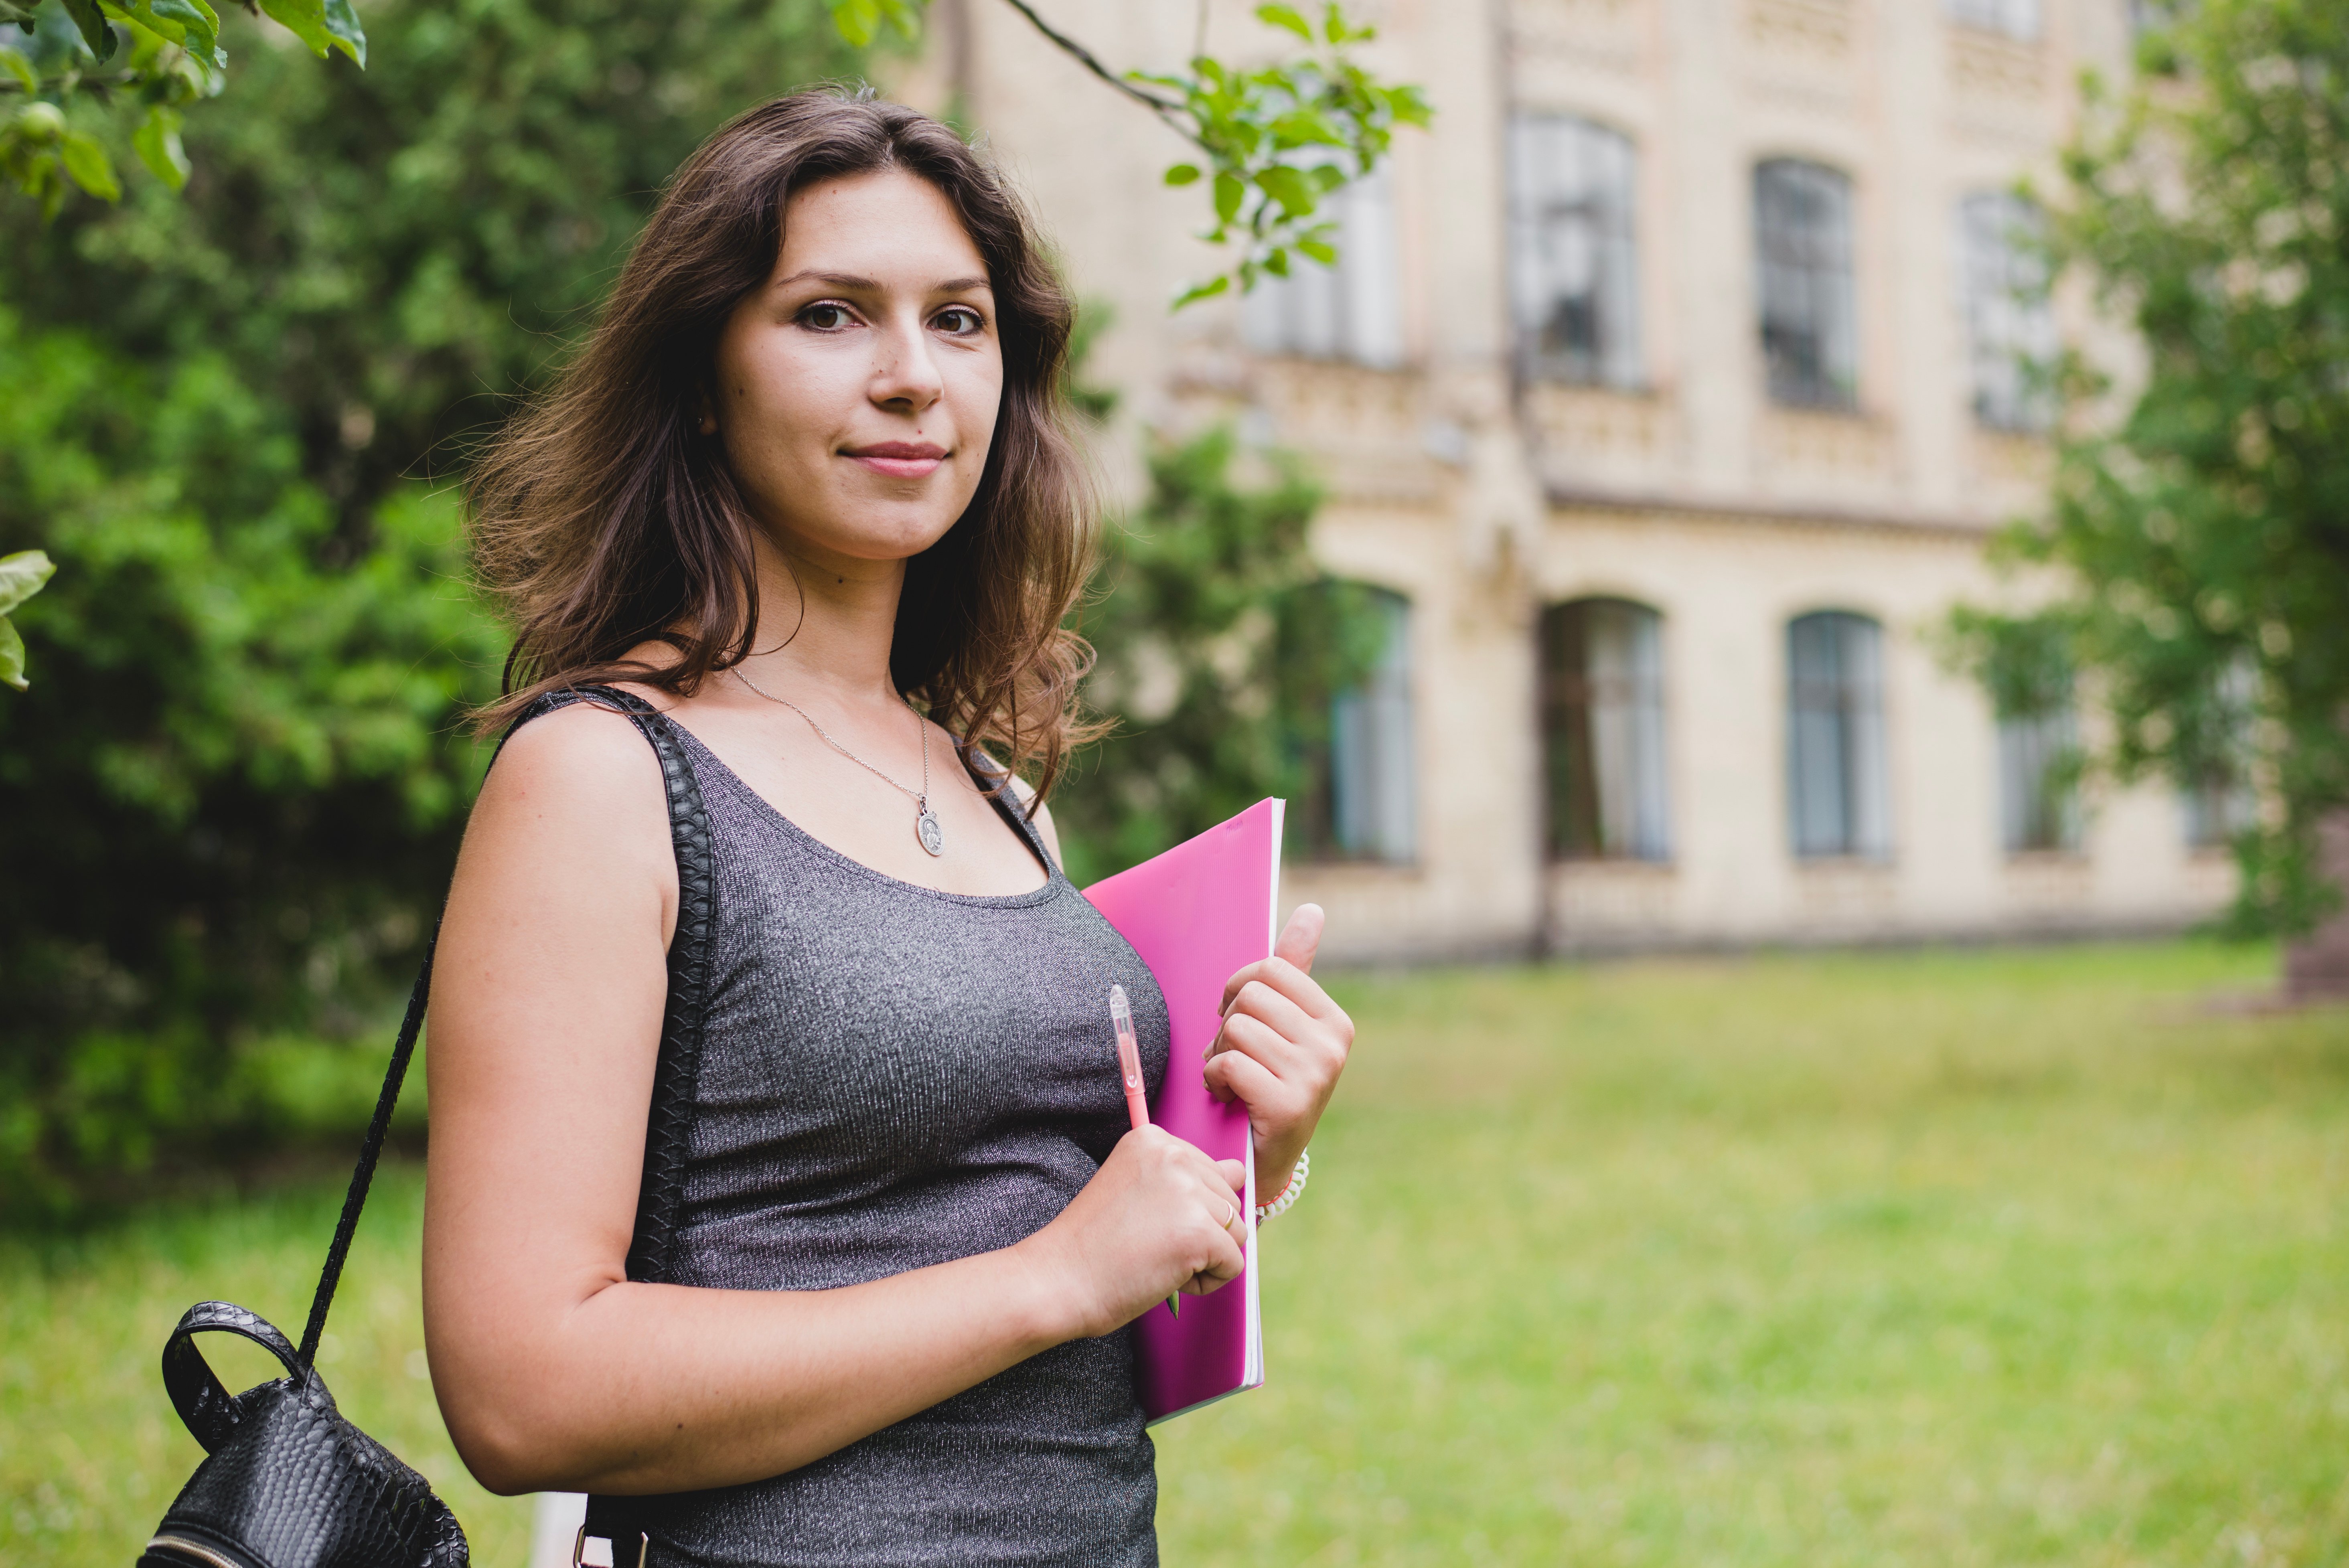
top-left (740, 528), bottom-right (906, 705)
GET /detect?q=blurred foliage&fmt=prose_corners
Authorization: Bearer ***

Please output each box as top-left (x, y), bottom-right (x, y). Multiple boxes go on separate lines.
top-left (826, 0), bottom-right (1431, 309)
top-left (0, 0), bottom-right (866, 1207)
top-left (1948, 0), bottom-right (2349, 934)
top-left (1056, 425), bottom-right (1388, 884)
top-left (2, 0), bottom-right (362, 216)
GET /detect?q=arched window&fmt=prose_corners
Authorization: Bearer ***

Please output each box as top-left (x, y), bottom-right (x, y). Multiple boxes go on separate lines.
top-left (1508, 114), bottom-right (1642, 388)
top-left (1788, 611), bottom-right (1890, 857)
top-left (1755, 159), bottom-right (1858, 410)
top-left (1301, 586), bottom-right (1416, 862)
top-left (1957, 192), bottom-right (2056, 432)
top-left (1241, 163), bottom-right (1405, 369)
top-left (1540, 599), bottom-right (1670, 861)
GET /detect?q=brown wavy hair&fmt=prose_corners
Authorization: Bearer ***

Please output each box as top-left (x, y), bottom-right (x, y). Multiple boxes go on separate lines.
top-left (468, 88), bottom-right (1100, 803)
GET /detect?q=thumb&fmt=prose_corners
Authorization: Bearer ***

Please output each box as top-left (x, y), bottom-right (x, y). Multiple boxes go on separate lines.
top-left (1274, 903), bottom-right (1324, 974)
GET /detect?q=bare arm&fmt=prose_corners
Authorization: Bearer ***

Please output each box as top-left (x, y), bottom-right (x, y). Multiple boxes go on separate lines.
top-left (421, 704), bottom-right (1242, 1496)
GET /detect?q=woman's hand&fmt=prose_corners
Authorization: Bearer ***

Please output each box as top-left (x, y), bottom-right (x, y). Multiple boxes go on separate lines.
top-left (1203, 903), bottom-right (1353, 1207)
top-left (1018, 1126), bottom-right (1248, 1339)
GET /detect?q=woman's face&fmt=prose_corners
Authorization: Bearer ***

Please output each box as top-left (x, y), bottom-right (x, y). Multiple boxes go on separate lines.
top-left (709, 167), bottom-right (1003, 570)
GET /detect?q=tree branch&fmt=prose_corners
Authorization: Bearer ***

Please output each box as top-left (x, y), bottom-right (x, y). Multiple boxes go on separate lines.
top-left (991, 0), bottom-right (1190, 130)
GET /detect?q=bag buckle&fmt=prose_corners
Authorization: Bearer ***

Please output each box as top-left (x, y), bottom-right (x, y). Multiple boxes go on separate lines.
top-left (572, 1524), bottom-right (649, 1568)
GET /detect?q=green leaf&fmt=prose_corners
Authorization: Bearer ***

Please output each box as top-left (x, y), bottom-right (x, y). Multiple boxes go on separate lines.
top-left (257, 0), bottom-right (362, 64)
top-left (1163, 162), bottom-right (1202, 186)
top-left (0, 49), bottom-right (36, 92)
top-left (134, 104), bottom-right (188, 189)
top-left (0, 614), bottom-right (26, 691)
top-left (1173, 273), bottom-right (1232, 310)
top-left (1256, 3), bottom-right (1314, 42)
top-left (98, 0), bottom-right (223, 68)
top-left (318, 0), bottom-right (364, 65)
top-left (1270, 110), bottom-right (1342, 150)
top-left (1265, 246), bottom-right (1289, 278)
top-left (0, 0), bottom-right (38, 26)
top-left (1213, 167), bottom-right (1245, 225)
top-left (0, 550), bottom-right (55, 619)
top-left (1297, 236), bottom-right (1337, 265)
top-left (827, 0), bottom-right (880, 47)
top-left (59, 130), bottom-right (119, 201)
top-left (61, 0), bottom-right (115, 60)
top-left (1254, 162), bottom-right (1317, 219)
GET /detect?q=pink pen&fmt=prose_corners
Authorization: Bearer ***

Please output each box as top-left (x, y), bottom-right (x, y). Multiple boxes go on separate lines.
top-left (1110, 985), bottom-right (1181, 1319)
top-left (1109, 985), bottom-right (1149, 1132)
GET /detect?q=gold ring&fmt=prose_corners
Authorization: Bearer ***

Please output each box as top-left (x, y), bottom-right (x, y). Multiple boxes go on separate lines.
top-left (1220, 1199), bottom-right (1240, 1234)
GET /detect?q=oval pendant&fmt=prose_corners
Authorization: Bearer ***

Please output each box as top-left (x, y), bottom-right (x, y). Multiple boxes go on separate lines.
top-left (916, 805), bottom-right (945, 857)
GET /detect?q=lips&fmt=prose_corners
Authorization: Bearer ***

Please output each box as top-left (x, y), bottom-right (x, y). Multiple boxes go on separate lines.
top-left (845, 441), bottom-right (946, 479)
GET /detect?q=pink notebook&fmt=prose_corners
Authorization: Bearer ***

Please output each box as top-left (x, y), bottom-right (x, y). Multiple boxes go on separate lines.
top-left (1082, 797), bottom-right (1285, 1424)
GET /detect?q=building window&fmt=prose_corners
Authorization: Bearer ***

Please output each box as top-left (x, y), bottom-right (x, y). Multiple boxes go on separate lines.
top-left (1319, 587), bottom-right (1416, 862)
top-left (1957, 192), bottom-right (2057, 432)
top-left (1755, 159), bottom-right (1858, 411)
top-left (1788, 611), bottom-right (1890, 858)
top-left (2000, 705), bottom-right (2081, 852)
top-left (1540, 599), bottom-right (1671, 861)
top-left (1240, 164), bottom-right (1405, 369)
top-left (1948, 0), bottom-right (2041, 40)
top-left (1507, 114), bottom-right (1641, 388)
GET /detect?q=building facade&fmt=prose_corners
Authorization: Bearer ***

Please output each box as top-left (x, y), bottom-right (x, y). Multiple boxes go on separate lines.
top-left (898, 0), bottom-right (2234, 962)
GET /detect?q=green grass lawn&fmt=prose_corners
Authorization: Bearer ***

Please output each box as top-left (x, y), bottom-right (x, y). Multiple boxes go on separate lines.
top-left (9, 940), bottom-right (2349, 1566)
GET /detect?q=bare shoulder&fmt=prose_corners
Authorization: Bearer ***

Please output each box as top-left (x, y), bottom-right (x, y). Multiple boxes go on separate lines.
top-left (459, 696), bottom-right (678, 931)
top-left (477, 696), bottom-right (668, 831)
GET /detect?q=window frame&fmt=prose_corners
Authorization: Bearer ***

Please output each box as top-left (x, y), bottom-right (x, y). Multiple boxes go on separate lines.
top-left (1754, 158), bottom-right (1861, 412)
top-left (1238, 161), bottom-right (1406, 371)
top-left (1507, 112), bottom-right (1644, 390)
top-left (1540, 597), bottom-right (1673, 863)
top-left (1786, 610), bottom-right (1892, 860)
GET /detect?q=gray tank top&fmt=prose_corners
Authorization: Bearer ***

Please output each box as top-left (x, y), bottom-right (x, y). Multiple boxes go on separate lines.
top-left (588, 719), bottom-right (1173, 1568)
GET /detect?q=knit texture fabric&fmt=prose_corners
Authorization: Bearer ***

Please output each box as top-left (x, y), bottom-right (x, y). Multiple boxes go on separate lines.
top-left (611, 723), bottom-right (1172, 1568)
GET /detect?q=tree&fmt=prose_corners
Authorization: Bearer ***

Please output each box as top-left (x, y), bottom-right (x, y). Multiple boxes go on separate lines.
top-left (2, 0), bottom-right (363, 214)
top-left (0, 0), bottom-right (867, 1204)
top-left (1949, 0), bottom-right (2349, 938)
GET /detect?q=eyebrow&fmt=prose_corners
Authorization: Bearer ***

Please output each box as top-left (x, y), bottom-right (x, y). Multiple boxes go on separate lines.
top-left (773, 269), bottom-right (994, 296)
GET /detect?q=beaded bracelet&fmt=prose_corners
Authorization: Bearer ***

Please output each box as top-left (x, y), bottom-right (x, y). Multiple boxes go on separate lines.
top-left (1255, 1146), bottom-right (1309, 1224)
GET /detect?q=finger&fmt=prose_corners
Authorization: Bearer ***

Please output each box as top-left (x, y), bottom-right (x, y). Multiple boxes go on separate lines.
top-left (1217, 978), bottom-right (1316, 1052)
top-left (1213, 1156), bottom-right (1247, 1194)
top-left (1212, 1009), bottom-right (1310, 1082)
top-left (1218, 954), bottom-right (1338, 1020)
top-left (1274, 904), bottom-right (1323, 973)
top-left (1202, 1040), bottom-right (1300, 1119)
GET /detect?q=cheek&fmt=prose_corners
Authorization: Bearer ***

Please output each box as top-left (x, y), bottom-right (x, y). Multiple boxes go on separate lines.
top-left (952, 357), bottom-right (1006, 462)
top-left (721, 335), bottom-right (847, 463)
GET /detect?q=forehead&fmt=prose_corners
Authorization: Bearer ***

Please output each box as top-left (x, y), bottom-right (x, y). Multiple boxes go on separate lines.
top-left (775, 167), bottom-right (989, 285)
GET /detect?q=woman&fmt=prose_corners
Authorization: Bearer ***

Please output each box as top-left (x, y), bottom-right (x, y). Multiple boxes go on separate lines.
top-left (422, 89), bottom-right (1356, 1566)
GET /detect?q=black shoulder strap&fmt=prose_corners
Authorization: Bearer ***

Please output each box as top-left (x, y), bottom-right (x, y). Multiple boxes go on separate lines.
top-left (297, 684), bottom-right (717, 1374)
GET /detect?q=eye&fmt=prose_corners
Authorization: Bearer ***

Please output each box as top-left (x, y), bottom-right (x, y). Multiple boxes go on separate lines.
top-left (932, 306), bottom-right (985, 336)
top-left (797, 301), bottom-right (859, 331)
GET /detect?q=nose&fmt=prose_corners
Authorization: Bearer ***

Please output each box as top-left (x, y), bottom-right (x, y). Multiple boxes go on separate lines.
top-left (869, 309), bottom-right (945, 416)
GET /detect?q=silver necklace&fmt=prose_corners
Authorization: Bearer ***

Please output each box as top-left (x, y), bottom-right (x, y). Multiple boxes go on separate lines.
top-left (732, 666), bottom-right (945, 857)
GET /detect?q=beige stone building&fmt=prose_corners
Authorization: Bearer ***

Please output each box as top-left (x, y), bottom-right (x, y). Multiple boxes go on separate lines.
top-left (896, 0), bottom-right (2235, 962)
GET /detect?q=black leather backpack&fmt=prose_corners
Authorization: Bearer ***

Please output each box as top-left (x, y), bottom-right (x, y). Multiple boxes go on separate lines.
top-left (139, 688), bottom-right (713, 1568)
